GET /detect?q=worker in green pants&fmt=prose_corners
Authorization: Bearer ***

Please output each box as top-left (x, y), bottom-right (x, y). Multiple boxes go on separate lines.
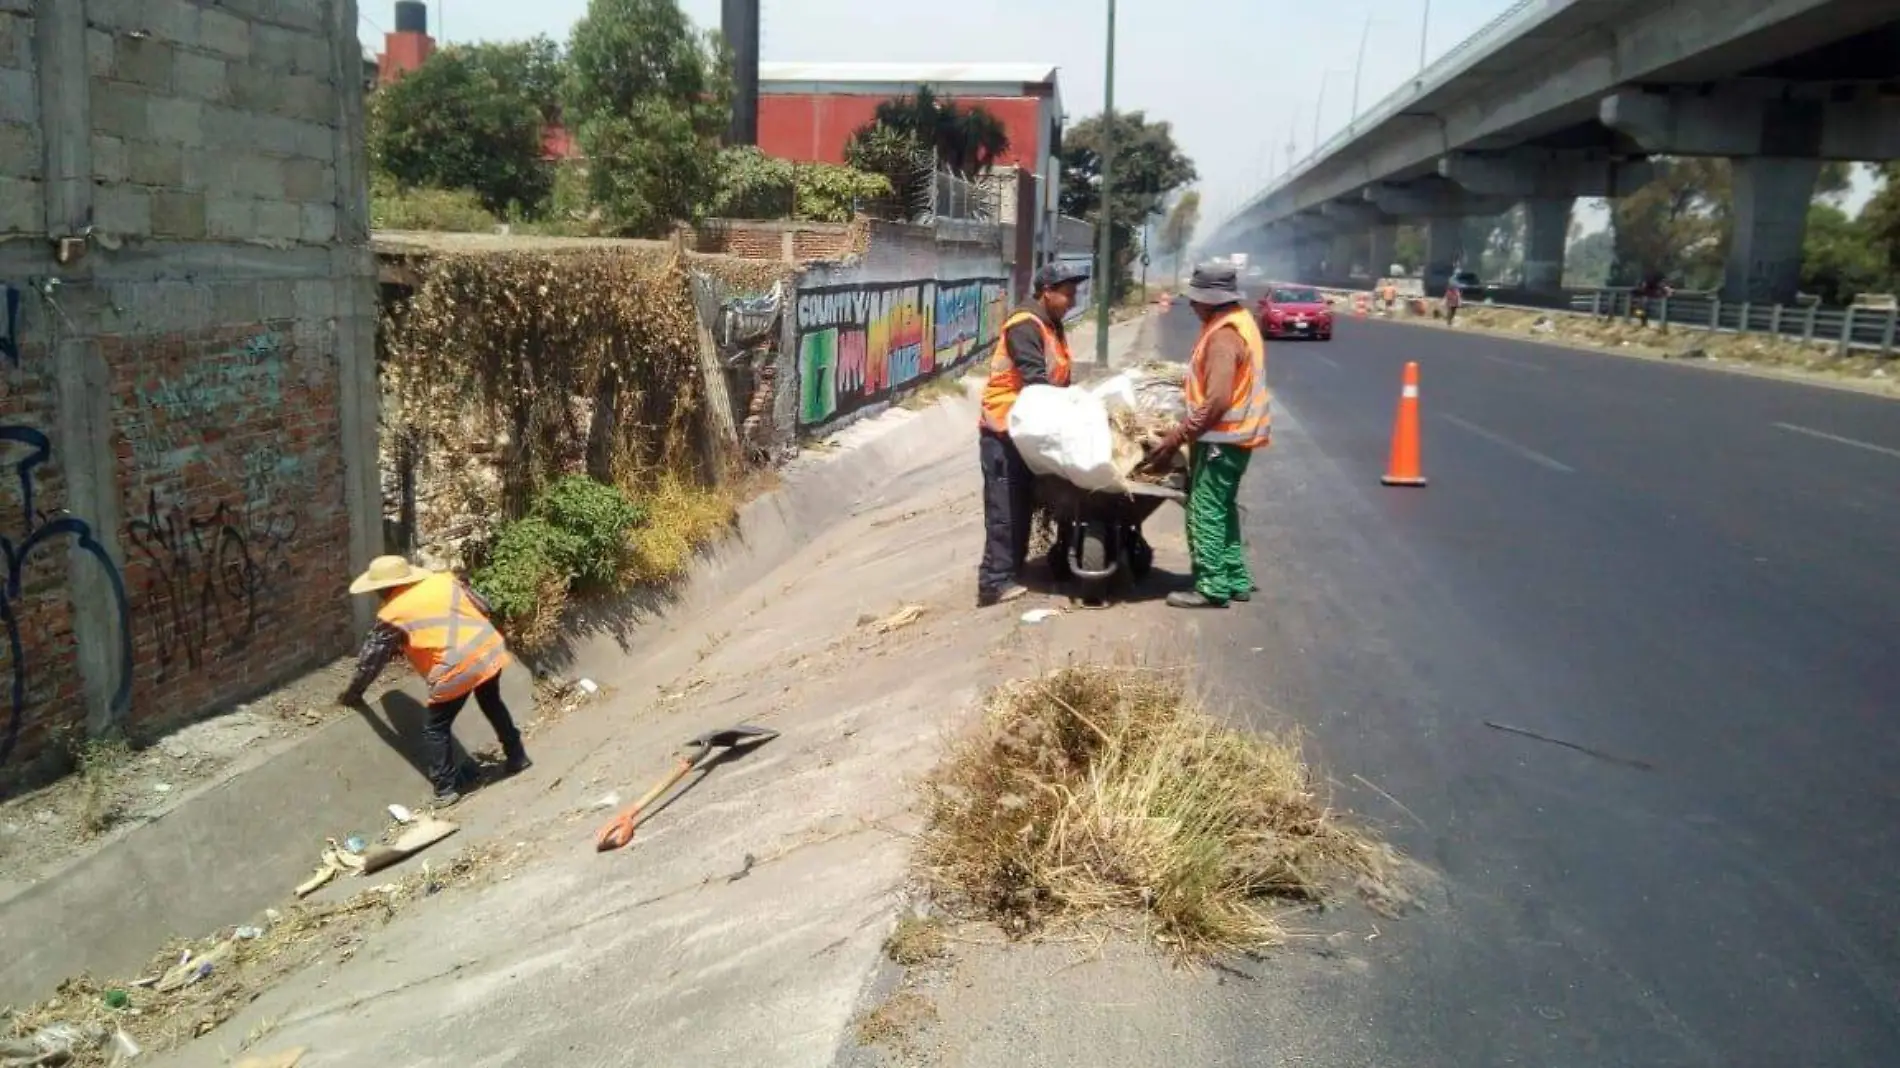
top-left (1186, 441), bottom-right (1253, 602)
top-left (1147, 264), bottom-right (1272, 608)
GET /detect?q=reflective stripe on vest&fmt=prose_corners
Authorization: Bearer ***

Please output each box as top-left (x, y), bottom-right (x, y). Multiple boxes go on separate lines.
top-left (1186, 308), bottom-right (1272, 448)
top-left (980, 309), bottom-right (1073, 433)
top-left (376, 573), bottom-right (512, 703)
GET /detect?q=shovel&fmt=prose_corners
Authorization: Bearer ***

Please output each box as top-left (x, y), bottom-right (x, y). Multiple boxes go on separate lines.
top-left (594, 725), bottom-right (780, 852)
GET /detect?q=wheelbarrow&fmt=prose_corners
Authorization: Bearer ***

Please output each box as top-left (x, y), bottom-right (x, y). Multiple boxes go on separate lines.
top-left (1034, 473), bottom-right (1184, 606)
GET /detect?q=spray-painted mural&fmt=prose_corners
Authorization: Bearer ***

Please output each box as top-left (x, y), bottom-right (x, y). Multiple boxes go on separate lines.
top-left (797, 277), bottom-right (1008, 427)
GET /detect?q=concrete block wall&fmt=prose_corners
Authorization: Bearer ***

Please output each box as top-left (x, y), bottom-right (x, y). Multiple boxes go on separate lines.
top-left (0, 0), bottom-right (380, 774)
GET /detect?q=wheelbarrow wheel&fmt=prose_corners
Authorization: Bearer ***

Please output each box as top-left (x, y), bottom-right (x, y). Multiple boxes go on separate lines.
top-left (1127, 528), bottom-right (1155, 580)
top-left (1076, 527), bottom-right (1110, 605)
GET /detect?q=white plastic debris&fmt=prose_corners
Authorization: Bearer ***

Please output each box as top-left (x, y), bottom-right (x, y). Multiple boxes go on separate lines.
top-left (387, 803), bottom-right (415, 825)
top-left (576, 678), bottom-right (600, 695)
top-left (1020, 608), bottom-right (1062, 624)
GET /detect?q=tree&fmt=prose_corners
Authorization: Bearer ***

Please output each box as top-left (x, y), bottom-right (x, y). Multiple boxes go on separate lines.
top-left (1158, 191), bottom-right (1201, 283)
top-left (1060, 111), bottom-right (1197, 301)
top-left (1392, 224), bottom-right (1424, 272)
top-left (1800, 202), bottom-right (1887, 305)
top-left (564, 0), bottom-right (730, 237)
top-left (843, 124), bottom-right (934, 220)
top-left (701, 147), bottom-right (893, 223)
top-left (1564, 228), bottom-right (1614, 287)
top-left (1610, 157), bottom-right (1730, 287)
top-left (369, 40), bottom-right (563, 216)
top-left (1864, 163), bottom-right (1900, 284)
top-left (851, 88), bottom-right (1011, 178)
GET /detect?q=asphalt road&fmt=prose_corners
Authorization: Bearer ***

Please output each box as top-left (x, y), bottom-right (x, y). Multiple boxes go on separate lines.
top-left (1155, 303), bottom-right (1900, 1066)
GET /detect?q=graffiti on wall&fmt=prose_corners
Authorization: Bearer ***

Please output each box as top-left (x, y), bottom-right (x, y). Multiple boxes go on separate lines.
top-left (796, 277), bottom-right (1008, 426)
top-left (126, 492), bottom-right (295, 681)
top-left (125, 332), bottom-right (292, 482)
top-left (0, 426), bottom-right (133, 765)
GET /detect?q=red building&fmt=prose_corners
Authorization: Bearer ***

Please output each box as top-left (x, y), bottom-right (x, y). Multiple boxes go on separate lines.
top-left (757, 62), bottom-right (1065, 283)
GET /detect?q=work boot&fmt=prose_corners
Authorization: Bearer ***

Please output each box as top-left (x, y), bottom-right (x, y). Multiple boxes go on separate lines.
top-left (1229, 589), bottom-right (1252, 603)
top-left (1166, 591), bottom-right (1228, 609)
top-left (977, 583), bottom-right (1029, 608)
top-left (432, 788), bottom-right (463, 807)
top-left (504, 752), bottom-right (533, 776)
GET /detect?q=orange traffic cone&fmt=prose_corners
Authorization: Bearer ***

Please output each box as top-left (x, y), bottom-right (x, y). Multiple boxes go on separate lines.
top-left (1381, 361), bottom-right (1427, 487)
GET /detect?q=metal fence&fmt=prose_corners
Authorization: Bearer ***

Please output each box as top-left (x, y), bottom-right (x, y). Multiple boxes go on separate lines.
top-left (1570, 289), bottom-right (1900, 356)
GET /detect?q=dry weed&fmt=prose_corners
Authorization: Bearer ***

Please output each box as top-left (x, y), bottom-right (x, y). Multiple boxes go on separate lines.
top-left (7, 844), bottom-right (510, 1065)
top-left (920, 662), bottom-right (1387, 960)
top-left (621, 473), bottom-right (739, 587)
top-left (884, 915), bottom-right (948, 966)
top-left (854, 990), bottom-right (937, 1053)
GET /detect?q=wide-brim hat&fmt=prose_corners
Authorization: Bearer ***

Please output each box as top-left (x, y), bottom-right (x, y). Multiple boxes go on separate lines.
top-left (1185, 262), bottom-right (1242, 306)
top-left (349, 554), bottom-right (433, 595)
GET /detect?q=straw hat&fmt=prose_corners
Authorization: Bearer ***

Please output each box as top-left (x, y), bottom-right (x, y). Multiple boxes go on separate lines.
top-left (348, 555), bottom-right (433, 595)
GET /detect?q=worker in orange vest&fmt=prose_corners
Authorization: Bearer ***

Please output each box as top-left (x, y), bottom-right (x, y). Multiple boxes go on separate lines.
top-left (1145, 263), bottom-right (1271, 609)
top-left (340, 555), bottom-right (529, 804)
top-left (1381, 279), bottom-right (1399, 315)
top-left (976, 261), bottom-right (1089, 607)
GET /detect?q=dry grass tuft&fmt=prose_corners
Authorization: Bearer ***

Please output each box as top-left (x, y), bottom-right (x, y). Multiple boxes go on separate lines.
top-left (920, 662), bottom-right (1388, 959)
top-left (854, 990), bottom-right (937, 1052)
top-left (884, 914), bottom-right (948, 967)
top-left (621, 472), bottom-right (740, 587)
top-left (76, 739), bottom-right (132, 838)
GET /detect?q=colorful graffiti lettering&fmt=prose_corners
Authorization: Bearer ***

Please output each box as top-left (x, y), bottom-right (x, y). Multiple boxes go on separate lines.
top-left (0, 426), bottom-right (133, 765)
top-left (796, 277), bottom-right (1009, 427)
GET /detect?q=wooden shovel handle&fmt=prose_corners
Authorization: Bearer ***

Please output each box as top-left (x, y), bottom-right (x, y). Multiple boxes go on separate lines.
top-left (593, 754), bottom-right (695, 852)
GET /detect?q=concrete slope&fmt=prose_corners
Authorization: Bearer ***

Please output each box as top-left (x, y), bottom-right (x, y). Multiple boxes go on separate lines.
top-left (1155, 304), bottom-right (1900, 1065)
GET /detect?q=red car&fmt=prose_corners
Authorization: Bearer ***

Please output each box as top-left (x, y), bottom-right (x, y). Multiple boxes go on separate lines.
top-left (1257, 285), bottom-right (1333, 341)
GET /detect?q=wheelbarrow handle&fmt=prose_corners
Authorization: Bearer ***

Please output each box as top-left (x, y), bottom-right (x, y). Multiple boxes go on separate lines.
top-left (593, 751), bottom-right (698, 852)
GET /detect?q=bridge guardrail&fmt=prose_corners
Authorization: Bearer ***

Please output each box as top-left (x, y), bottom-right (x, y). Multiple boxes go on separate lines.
top-left (1568, 290), bottom-right (1899, 356)
top-left (1300, 283), bottom-right (1899, 357)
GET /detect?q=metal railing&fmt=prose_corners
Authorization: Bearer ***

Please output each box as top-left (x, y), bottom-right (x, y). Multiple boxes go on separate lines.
top-left (1570, 289), bottom-right (1900, 355)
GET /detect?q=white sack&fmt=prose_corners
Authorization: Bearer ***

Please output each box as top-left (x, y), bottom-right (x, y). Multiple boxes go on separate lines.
top-left (1007, 383), bottom-right (1125, 493)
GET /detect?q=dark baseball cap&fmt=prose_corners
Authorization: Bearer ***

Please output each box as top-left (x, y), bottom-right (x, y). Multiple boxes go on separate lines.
top-left (1034, 261), bottom-right (1091, 292)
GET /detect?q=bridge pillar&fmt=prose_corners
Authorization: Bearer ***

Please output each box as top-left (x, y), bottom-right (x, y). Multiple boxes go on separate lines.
top-left (1328, 233), bottom-right (1359, 282)
top-left (1523, 197), bottom-right (1573, 294)
top-left (1724, 157), bottom-right (1820, 304)
top-left (1370, 224), bottom-right (1398, 277)
top-left (1425, 217), bottom-right (1461, 296)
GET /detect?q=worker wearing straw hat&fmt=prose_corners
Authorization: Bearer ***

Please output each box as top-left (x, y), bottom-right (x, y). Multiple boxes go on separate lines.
top-left (339, 555), bottom-right (530, 804)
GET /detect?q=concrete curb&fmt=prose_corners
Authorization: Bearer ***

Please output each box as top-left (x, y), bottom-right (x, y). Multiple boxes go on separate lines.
top-left (0, 395), bottom-right (982, 1009)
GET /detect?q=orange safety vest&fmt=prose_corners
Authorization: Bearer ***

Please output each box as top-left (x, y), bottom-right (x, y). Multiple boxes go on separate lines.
top-left (377, 573), bottom-right (512, 703)
top-left (980, 308), bottom-right (1072, 433)
top-left (1186, 307), bottom-right (1271, 449)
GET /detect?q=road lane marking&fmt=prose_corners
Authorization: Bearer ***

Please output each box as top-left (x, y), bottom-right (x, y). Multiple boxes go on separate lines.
top-left (1441, 414), bottom-right (1575, 473)
top-left (1772, 422), bottom-right (1900, 460)
top-left (1475, 350), bottom-right (1547, 372)
top-left (1312, 353), bottom-right (1341, 370)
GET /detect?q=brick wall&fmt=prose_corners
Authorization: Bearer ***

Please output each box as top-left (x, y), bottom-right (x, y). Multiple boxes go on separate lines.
top-left (680, 219), bottom-right (868, 264)
top-left (0, 0), bottom-right (380, 776)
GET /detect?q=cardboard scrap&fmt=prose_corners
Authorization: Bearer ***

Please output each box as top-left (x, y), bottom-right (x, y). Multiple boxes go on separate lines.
top-left (359, 818), bottom-right (460, 874)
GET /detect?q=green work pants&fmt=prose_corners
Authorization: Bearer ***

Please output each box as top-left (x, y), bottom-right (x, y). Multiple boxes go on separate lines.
top-left (1185, 441), bottom-right (1253, 602)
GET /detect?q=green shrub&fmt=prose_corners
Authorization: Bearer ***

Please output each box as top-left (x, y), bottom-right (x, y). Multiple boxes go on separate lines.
top-left (370, 172), bottom-right (502, 233)
top-left (472, 475), bottom-right (647, 629)
top-left (534, 474), bottom-right (648, 587)
top-left (472, 516), bottom-right (576, 624)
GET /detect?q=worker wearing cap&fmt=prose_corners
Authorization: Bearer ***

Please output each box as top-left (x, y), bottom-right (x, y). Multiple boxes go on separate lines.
top-left (976, 262), bottom-right (1088, 607)
top-left (1146, 263), bottom-right (1271, 609)
top-left (339, 555), bottom-right (530, 804)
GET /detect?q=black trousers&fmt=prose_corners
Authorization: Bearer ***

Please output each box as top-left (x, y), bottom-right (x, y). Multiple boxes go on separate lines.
top-left (423, 672), bottom-right (524, 793)
top-left (978, 427), bottom-right (1036, 593)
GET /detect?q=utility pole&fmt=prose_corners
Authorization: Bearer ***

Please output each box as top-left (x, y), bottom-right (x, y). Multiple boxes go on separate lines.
top-left (722, 0), bottom-right (761, 146)
top-left (1351, 13), bottom-right (1372, 132)
top-left (1419, 0), bottom-right (1432, 73)
top-left (1095, 0), bottom-right (1117, 366)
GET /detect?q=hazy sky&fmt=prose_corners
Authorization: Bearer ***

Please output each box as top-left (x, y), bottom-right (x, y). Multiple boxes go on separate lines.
top-left (356, 0), bottom-right (1875, 237)
top-left (358, 0), bottom-right (1532, 228)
